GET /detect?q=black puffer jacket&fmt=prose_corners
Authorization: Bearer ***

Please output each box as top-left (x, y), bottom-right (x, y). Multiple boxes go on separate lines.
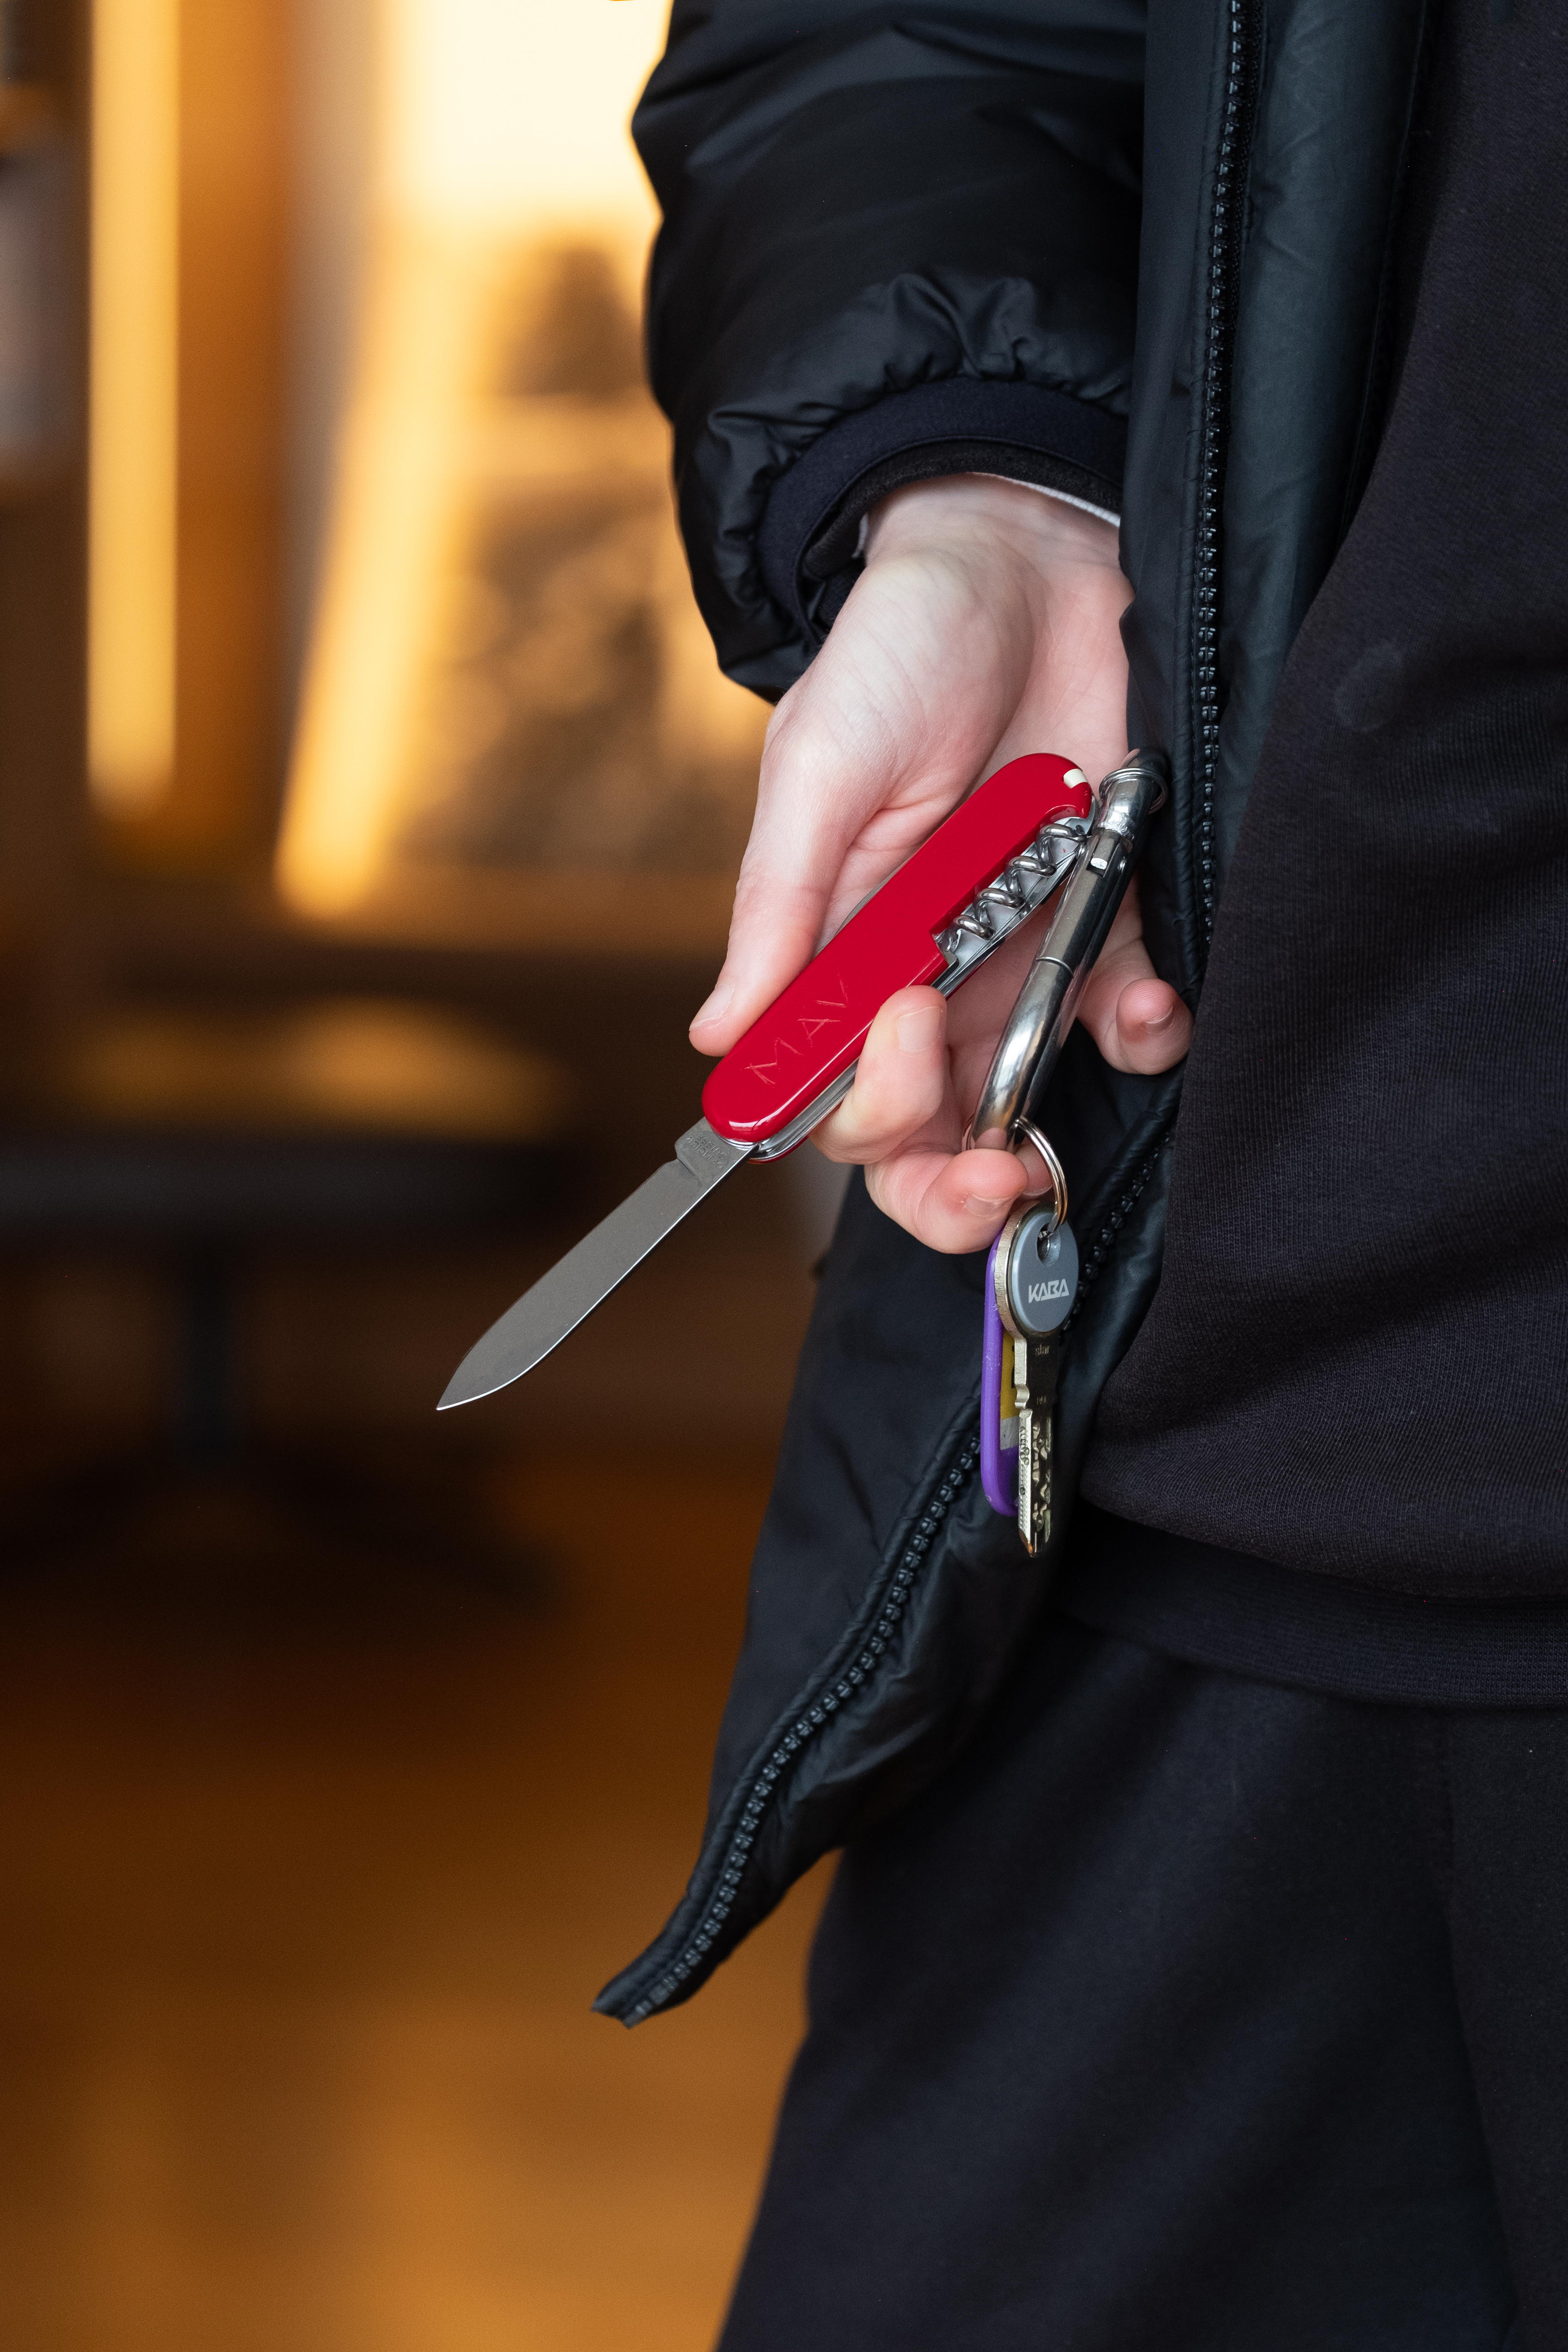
top-left (595, 0), bottom-right (1432, 2025)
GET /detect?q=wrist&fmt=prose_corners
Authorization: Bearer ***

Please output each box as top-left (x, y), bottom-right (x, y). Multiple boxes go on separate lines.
top-left (864, 473), bottom-right (1120, 571)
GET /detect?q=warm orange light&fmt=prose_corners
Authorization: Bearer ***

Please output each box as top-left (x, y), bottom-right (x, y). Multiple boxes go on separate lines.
top-left (88, 0), bottom-right (180, 815)
top-left (276, 0), bottom-right (670, 918)
top-left (275, 237), bottom-right (482, 916)
top-left (383, 0), bottom-right (665, 230)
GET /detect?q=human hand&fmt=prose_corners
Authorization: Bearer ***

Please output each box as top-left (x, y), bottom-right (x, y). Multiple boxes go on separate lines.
top-left (691, 474), bottom-right (1191, 1251)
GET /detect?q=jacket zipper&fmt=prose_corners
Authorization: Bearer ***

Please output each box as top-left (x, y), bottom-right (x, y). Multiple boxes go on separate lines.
top-left (620, 1429), bottom-right (981, 2024)
top-left (1193, 0), bottom-right (1258, 949)
top-left (1061, 1133), bottom-right (1171, 1340)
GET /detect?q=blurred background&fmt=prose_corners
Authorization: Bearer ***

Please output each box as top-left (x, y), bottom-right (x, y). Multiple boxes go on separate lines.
top-left (0, 4), bottom-right (841, 2344)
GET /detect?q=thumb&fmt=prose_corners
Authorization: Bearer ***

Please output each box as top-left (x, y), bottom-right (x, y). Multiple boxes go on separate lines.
top-left (689, 676), bottom-right (905, 1055)
top-left (689, 858), bottom-right (833, 1055)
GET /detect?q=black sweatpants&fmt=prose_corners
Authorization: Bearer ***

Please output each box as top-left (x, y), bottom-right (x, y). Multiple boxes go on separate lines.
top-left (718, 1615), bottom-right (1568, 2351)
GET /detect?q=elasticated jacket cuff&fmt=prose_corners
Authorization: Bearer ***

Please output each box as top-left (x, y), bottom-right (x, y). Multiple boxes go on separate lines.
top-left (758, 381), bottom-right (1127, 648)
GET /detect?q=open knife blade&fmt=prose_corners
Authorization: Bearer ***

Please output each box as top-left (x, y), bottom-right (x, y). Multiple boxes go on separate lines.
top-left (439, 1121), bottom-right (750, 1409)
top-left (438, 753), bottom-right (1094, 1412)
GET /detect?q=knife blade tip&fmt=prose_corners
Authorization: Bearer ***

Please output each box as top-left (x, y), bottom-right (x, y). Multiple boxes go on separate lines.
top-left (437, 1344), bottom-right (538, 1412)
top-left (437, 1362), bottom-right (491, 1412)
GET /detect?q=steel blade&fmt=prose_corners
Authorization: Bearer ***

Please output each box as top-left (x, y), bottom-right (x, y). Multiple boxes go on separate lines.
top-left (438, 1120), bottom-right (752, 1409)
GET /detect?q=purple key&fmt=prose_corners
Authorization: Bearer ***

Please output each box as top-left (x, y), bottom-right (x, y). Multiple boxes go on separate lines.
top-left (981, 1228), bottom-right (1019, 1515)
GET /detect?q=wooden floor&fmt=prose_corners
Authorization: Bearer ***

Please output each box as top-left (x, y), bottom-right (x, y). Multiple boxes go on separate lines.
top-left (0, 1451), bottom-right (826, 2352)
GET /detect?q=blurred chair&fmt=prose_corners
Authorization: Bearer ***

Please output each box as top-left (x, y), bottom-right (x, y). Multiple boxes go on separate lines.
top-left (0, 996), bottom-right (570, 1580)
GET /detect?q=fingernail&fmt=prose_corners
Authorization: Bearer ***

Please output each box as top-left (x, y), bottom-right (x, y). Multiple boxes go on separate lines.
top-left (961, 1192), bottom-right (1008, 1218)
top-left (691, 983), bottom-right (732, 1030)
top-left (1143, 1003), bottom-right (1176, 1032)
top-left (895, 1003), bottom-right (943, 1054)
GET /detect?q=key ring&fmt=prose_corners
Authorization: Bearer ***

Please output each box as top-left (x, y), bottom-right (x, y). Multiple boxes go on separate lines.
top-left (964, 1115), bottom-right (1067, 1239)
top-left (1014, 1119), bottom-right (1067, 1237)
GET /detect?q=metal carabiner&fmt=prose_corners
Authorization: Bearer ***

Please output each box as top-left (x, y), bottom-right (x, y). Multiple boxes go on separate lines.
top-left (967, 748), bottom-right (1170, 1159)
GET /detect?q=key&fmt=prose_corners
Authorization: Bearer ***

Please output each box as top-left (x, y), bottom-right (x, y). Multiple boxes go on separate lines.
top-left (986, 1201), bottom-right (1079, 1553)
top-left (1014, 1327), bottom-right (1062, 1557)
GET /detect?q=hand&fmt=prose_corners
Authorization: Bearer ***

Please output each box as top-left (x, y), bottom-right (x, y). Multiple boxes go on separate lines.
top-left (691, 475), bottom-right (1192, 1251)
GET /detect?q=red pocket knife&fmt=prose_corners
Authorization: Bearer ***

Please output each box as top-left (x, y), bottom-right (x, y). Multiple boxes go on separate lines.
top-left (439, 753), bottom-right (1093, 1409)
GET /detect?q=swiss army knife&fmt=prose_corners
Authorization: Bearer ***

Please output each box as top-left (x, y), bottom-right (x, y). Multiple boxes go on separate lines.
top-left (439, 751), bottom-right (1096, 1409)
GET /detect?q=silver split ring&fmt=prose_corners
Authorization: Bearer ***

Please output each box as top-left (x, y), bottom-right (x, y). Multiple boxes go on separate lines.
top-left (1013, 1118), bottom-right (1067, 1234)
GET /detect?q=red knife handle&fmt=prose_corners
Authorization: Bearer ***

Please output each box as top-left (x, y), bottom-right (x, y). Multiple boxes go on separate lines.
top-left (701, 753), bottom-right (1093, 1147)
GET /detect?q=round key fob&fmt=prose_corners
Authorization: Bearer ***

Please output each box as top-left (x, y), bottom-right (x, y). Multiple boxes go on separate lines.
top-left (999, 1207), bottom-right (1078, 1337)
